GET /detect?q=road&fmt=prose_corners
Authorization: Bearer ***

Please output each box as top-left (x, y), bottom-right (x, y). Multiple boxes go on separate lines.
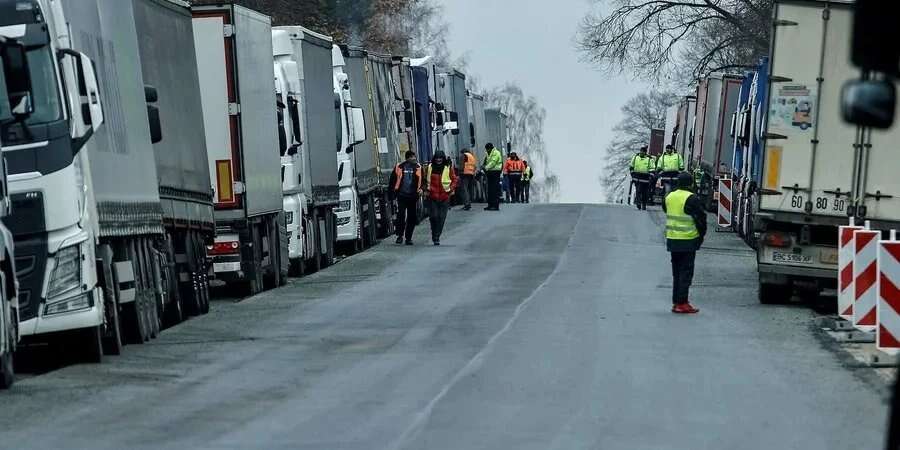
top-left (0, 204), bottom-right (890, 449)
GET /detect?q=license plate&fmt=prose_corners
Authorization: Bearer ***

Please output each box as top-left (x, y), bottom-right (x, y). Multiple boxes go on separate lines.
top-left (820, 248), bottom-right (839, 265)
top-left (772, 251), bottom-right (812, 264)
top-left (213, 262), bottom-right (241, 273)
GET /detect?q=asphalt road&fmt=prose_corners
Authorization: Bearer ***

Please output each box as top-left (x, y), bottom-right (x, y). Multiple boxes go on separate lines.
top-left (0, 204), bottom-right (889, 449)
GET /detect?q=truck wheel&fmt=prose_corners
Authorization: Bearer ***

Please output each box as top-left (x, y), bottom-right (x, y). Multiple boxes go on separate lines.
top-left (122, 297), bottom-right (148, 344)
top-left (310, 209), bottom-right (322, 273)
top-left (78, 326), bottom-right (104, 364)
top-left (101, 286), bottom-right (123, 356)
top-left (0, 347), bottom-right (13, 389)
top-left (289, 259), bottom-right (304, 277)
top-left (759, 282), bottom-right (791, 305)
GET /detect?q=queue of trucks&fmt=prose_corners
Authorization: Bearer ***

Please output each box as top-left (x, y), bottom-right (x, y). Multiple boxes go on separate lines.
top-left (0, 0), bottom-right (511, 388)
top-left (662, 0), bottom-right (900, 304)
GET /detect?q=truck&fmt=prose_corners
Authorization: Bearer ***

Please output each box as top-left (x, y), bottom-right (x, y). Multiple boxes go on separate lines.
top-left (484, 108), bottom-right (510, 156)
top-left (467, 91), bottom-right (488, 202)
top-left (0, 36), bottom-right (29, 388)
top-left (732, 58), bottom-right (770, 246)
top-left (333, 45), bottom-right (368, 253)
top-left (669, 96), bottom-right (697, 164)
top-left (691, 73), bottom-right (743, 207)
top-left (193, 3), bottom-right (288, 294)
top-left (271, 25), bottom-right (340, 270)
top-left (410, 58), bottom-right (434, 164)
top-left (750, 0), bottom-right (891, 303)
top-left (434, 69), bottom-right (469, 163)
top-left (133, 0), bottom-right (214, 321)
top-left (1, 0), bottom-right (195, 361)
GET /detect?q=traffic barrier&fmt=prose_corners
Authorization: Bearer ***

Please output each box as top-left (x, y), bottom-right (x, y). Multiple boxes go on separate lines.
top-left (717, 177), bottom-right (732, 230)
top-left (853, 227), bottom-right (880, 332)
top-left (838, 218), bottom-right (864, 320)
top-left (877, 230), bottom-right (900, 354)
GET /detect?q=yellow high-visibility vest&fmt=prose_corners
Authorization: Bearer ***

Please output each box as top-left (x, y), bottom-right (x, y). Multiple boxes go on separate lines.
top-left (665, 189), bottom-right (700, 240)
top-left (658, 153), bottom-right (684, 172)
top-left (426, 164), bottom-right (452, 192)
top-left (631, 154), bottom-right (652, 174)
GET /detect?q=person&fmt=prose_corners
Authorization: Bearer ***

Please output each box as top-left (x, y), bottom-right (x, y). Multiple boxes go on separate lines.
top-left (459, 148), bottom-right (477, 210)
top-left (522, 160), bottom-right (534, 203)
top-left (388, 150), bottom-right (422, 245)
top-left (663, 172), bottom-right (707, 314)
top-left (504, 152), bottom-right (525, 203)
top-left (425, 151), bottom-right (458, 245)
top-left (629, 146), bottom-right (654, 210)
top-left (656, 144), bottom-right (685, 195)
top-left (482, 143), bottom-right (503, 210)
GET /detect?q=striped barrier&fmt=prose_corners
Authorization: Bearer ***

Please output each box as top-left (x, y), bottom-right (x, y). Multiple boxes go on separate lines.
top-left (717, 178), bottom-right (732, 230)
top-left (877, 231), bottom-right (900, 353)
top-left (854, 227), bottom-right (880, 332)
top-left (838, 220), bottom-right (864, 320)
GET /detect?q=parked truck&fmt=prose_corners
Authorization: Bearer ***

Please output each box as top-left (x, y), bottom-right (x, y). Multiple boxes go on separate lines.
top-left (0, 36), bottom-right (29, 388)
top-left (133, 0), bottom-right (214, 322)
top-left (366, 51), bottom-right (403, 237)
top-left (467, 91), bottom-right (488, 202)
top-left (750, 0), bottom-right (891, 303)
top-left (193, 3), bottom-right (288, 294)
top-left (333, 45), bottom-right (367, 252)
top-left (691, 73), bottom-right (743, 207)
top-left (485, 108), bottom-right (510, 156)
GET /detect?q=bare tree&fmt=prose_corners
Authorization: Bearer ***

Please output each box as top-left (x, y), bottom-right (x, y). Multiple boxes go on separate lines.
top-left (599, 90), bottom-right (675, 203)
top-left (485, 83), bottom-right (559, 203)
top-left (576, 0), bottom-right (772, 83)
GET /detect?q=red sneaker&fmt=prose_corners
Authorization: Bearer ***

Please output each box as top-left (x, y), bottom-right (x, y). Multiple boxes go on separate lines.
top-left (672, 303), bottom-right (700, 314)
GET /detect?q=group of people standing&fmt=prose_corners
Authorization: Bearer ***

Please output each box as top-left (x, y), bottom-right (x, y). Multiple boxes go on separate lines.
top-left (629, 144), bottom-right (685, 210)
top-left (389, 143), bottom-right (534, 246)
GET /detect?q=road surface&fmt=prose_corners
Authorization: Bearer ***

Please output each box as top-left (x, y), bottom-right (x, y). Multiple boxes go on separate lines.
top-left (0, 204), bottom-right (889, 449)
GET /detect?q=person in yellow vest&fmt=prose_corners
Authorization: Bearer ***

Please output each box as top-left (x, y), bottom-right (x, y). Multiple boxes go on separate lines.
top-left (459, 148), bottom-right (477, 210)
top-left (663, 172), bottom-right (707, 314)
top-left (656, 144), bottom-right (685, 195)
top-left (521, 160), bottom-right (534, 204)
top-left (482, 143), bottom-right (503, 211)
top-left (629, 146), bottom-right (653, 210)
top-left (425, 151), bottom-right (459, 245)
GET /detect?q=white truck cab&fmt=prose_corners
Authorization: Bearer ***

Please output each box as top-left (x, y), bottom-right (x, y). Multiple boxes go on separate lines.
top-left (332, 46), bottom-right (366, 249)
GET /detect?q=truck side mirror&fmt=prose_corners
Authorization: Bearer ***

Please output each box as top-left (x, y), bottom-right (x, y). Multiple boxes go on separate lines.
top-left (144, 85), bottom-right (159, 103)
top-left (349, 107), bottom-right (366, 146)
top-left (58, 49), bottom-right (104, 152)
top-left (841, 79), bottom-right (896, 129)
top-left (435, 110), bottom-right (445, 127)
top-left (0, 41), bottom-right (33, 123)
top-left (144, 85), bottom-right (162, 144)
top-left (399, 110), bottom-right (413, 129)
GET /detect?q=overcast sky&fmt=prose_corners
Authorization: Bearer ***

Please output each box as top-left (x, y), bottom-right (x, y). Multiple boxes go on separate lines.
top-left (442, 0), bottom-right (646, 203)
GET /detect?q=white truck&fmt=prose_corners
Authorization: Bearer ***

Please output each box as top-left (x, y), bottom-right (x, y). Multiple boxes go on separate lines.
top-left (333, 46), bottom-right (368, 253)
top-left (751, 0), bottom-right (897, 302)
top-left (271, 26), bottom-right (340, 272)
top-left (0, 36), bottom-right (29, 388)
top-left (193, 4), bottom-right (288, 294)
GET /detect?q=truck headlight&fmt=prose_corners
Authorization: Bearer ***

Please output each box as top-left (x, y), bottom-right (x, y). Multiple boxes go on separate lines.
top-left (44, 293), bottom-right (93, 316)
top-left (47, 245), bottom-right (82, 300)
top-left (337, 200), bottom-right (352, 212)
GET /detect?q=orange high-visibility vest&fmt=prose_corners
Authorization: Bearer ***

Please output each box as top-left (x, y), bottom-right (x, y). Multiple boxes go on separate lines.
top-left (393, 163), bottom-right (422, 191)
top-left (504, 159), bottom-right (524, 174)
top-left (463, 153), bottom-right (477, 175)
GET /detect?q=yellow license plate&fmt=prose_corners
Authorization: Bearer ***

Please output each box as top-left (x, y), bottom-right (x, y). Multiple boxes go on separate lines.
top-left (820, 248), bottom-right (838, 265)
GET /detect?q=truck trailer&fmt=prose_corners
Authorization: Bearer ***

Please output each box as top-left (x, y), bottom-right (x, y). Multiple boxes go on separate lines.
top-left (467, 91), bottom-right (488, 202)
top-left (692, 73), bottom-right (743, 207)
top-left (193, 3), bottom-right (288, 295)
top-left (750, 0), bottom-right (897, 303)
top-left (333, 45), bottom-right (367, 252)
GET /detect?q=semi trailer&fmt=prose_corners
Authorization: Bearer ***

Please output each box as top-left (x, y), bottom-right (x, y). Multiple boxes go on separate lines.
top-left (691, 73), bottom-right (743, 207)
top-left (193, 3), bottom-right (288, 294)
top-left (467, 91), bottom-right (488, 202)
top-left (333, 45), bottom-right (367, 252)
top-left (366, 51), bottom-right (403, 237)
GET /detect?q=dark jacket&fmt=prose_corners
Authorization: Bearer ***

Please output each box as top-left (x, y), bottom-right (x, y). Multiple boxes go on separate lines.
top-left (388, 160), bottom-right (422, 200)
top-left (662, 191), bottom-right (707, 252)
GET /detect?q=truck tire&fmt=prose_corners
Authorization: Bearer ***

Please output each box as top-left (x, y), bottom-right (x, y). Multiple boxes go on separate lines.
top-left (759, 282), bottom-right (791, 305)
top-left (101, 283), bottom-right (123, 356)
top-left (78, 326), bottom-right (104, 364)
top-left (122, 296), bottom-right (148, 344)
top-left (289, 258), bottom-right (304, 277)
top-left (309, 209), bottom-right (322, 273)
top-left (0, 347), bottom-right (13, 389)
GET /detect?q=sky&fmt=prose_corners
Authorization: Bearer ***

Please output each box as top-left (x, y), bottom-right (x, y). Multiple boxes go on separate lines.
top-left (442, 0), bottom-right (646, 203)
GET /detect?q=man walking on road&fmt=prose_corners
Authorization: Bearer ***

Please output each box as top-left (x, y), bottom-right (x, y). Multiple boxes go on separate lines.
top-left (459, 148), bottom-right (477, 210)
top-left (483, 143), bottom-right (503, 210)
top-left (522, 160), bottom-right (533, 203)
top-left (663, 172), bottom-right (706, 314)
top-left (388, 150), bottom-right (422, 245)
top-left (656, 144), bottom-right (685, 195)
top-left (629, 146), bottom-right (653, 210)
top-left (425, 151), bottom-right (458, 246)
top-left (504, 152), bottom-right (525, 203)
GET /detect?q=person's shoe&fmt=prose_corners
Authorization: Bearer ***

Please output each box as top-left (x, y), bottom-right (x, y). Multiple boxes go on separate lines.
top-left (405, 240), bottom-right (414, 246)
top-left (463, 206), bottom-right (472, 211)
top-left (672, 303), bottom-right (700, 314)
top-left (433, 240), bottom-right (440, 246)
top-left (395, 236), bottom-right (403, 244)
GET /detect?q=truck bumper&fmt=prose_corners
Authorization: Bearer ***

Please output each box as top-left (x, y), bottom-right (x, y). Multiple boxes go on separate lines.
top-left (212, 254), bottom-right (244, 282)
top-left (19, 288), bottom-right (102, 337)
top-left (336, 188), bottom-right (358, 242)
top-left (758, 263), bottom-right (836, 279)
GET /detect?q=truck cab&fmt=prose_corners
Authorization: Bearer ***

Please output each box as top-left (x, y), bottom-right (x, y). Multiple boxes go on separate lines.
top-left (0, 0), bottom-right (107, 355)
top-left (332, 46), bottom-right (366, 250)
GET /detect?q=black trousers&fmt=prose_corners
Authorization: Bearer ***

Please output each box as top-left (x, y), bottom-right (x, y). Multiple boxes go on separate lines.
top-left (523, 181), bottom-right (531, 203)
top-left (486, 170), bottom-right (501, 209)
top-left (670, 251), bottom-right (696, 304)
top-left (460, 174), bottom-right (475, 207)
top-left (429, 200), bottom-right (449, 241)
top-left (395, 196), bottom-right (417, 241)
top-left (633, 176), bottom-right (650, 210)
top-left (508, 173), bottom-right (522, 203)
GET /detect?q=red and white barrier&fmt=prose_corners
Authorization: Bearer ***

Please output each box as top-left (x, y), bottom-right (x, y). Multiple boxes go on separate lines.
top-left (854, 227), bottom-right (880, 332)
top-left (717, 178), bottom-right (732, 230)
top-left (838, 219), bottom-right (864, 320)
top-left (877, 231), bottom-right (900, 353)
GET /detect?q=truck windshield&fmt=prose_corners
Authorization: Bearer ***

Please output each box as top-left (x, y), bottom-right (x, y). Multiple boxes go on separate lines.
top-left (23, 45), bottom-right (62, 125)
